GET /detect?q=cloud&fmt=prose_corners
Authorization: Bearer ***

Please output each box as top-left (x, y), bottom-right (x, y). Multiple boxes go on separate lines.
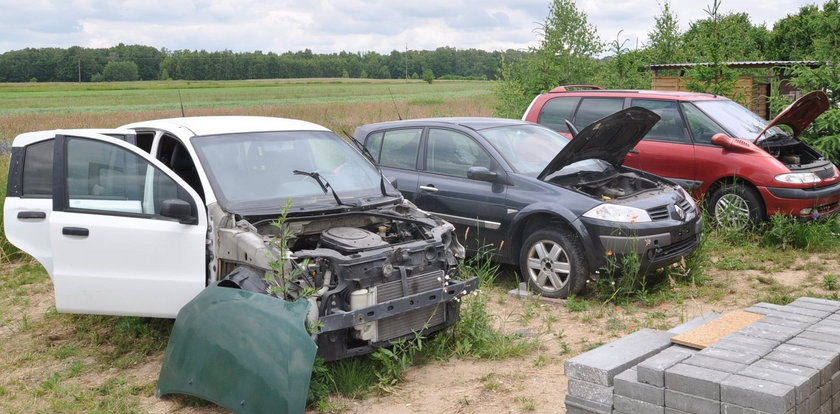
top-left (0, 0), bottom-right (820, 54)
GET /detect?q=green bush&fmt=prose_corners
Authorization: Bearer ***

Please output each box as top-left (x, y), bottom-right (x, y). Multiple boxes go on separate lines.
top-left (761, 214), bottom-right (840, 251)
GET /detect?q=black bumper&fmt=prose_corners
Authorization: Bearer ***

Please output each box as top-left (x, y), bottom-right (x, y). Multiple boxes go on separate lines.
top-left (580, 215), bottom-right (703, 272)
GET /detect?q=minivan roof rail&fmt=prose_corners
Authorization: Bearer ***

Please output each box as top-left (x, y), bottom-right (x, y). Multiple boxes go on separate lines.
top-left (549, 85), bottom-right (604, 92)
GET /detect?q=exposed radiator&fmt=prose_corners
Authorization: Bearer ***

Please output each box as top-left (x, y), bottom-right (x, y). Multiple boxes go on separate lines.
top-left (376, 270), bottom-right (447, 341)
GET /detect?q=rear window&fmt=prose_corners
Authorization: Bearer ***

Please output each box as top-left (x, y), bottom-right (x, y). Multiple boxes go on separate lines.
top-left (538, 97), bottom-right (580, 132)
top-left (573, 98), bottom-right (624, 130)
top-left (377, 129), bottom-right (422, 170)
top-left (22, 139), bottom-right (54, 197)
top-left (631, 99), bottom-right (689, 143)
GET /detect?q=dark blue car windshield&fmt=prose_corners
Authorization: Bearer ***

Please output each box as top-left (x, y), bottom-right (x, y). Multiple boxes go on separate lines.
top-left (480, 124), bottom-right (570, 176)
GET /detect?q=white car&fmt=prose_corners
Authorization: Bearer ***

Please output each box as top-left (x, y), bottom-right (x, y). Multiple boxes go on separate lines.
top-left (4, 116), bottom-right (475, 412)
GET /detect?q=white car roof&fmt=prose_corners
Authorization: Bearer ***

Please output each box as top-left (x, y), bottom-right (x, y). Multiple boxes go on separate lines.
top-left (12, 129), bottom-right (133, 147)
top-left (120, 116), bottom-right (330, 137)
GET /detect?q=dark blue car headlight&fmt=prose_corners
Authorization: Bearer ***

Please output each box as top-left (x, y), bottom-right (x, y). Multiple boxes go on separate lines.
top-left (582, 204), bottom-right (652, 223)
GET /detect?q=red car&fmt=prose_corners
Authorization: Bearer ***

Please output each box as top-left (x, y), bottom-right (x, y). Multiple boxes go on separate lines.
top-left (523, 86), bottom-right (840, 227)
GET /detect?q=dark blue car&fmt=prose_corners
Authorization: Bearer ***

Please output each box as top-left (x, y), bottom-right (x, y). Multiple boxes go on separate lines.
top-left (353, 108), bottom-right (702, 298)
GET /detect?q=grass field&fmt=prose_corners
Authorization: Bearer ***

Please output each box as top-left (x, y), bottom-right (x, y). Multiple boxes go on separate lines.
top-left (0, 78), bottom-right (491, 115)
top-left (0, 78), bottom-right (494, 143)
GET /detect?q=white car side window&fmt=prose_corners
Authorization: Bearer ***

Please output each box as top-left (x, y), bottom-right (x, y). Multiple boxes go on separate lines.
top-left (65, 137), bottom-right (181, 217)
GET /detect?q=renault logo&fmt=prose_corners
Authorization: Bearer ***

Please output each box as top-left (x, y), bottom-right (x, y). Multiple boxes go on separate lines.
top-left (674, 204), bottom-right (686, 221)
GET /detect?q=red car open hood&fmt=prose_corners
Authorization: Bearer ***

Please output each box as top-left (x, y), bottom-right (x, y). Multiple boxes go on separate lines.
top-left (754, 90), bottom-right (829, 144)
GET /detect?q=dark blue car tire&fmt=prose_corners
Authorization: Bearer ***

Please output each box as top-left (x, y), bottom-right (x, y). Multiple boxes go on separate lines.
top-left (519, 228), bottom-right (587, 298)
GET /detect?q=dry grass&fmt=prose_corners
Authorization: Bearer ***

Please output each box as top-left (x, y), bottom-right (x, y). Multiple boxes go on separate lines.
top-left (0, 97), bottom-right (494, 143)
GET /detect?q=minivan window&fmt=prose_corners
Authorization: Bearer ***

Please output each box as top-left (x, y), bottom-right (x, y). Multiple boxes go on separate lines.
top-left (573, 98), bottom-right (624, 130)
top-left (681, 103), bottom-right (727, 144)
top-left (538, 97), bottom-right (580, 133)
top-left (631, 99), bottom-right (689, 143)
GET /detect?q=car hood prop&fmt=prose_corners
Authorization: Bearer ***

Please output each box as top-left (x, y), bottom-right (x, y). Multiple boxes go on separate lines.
top-left (537, 107), bottom-right (660, 180)
top-left (754, 90), bottom-right (829, 143)
top-left (157, 282), bottom-right (316, 414)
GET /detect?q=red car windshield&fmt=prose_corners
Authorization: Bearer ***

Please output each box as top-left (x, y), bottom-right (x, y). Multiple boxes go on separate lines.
top-left (693, 100), bottom-right (787, 141)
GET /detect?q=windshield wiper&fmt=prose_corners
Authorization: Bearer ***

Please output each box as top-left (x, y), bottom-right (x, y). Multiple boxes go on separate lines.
top-left (293, 170), bottom-right (349, 206)
top-left (344, 131), bottom-right (397, 198)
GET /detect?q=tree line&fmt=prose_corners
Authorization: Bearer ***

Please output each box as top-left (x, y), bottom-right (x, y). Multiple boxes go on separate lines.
top-left (495, 0), bottom-right (840, 163)
top-left (0, 44), bottom-right (529, 83)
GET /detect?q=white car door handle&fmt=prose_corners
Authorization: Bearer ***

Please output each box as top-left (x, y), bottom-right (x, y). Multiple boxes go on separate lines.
top-left (419, 185), bottom-right (439, 192)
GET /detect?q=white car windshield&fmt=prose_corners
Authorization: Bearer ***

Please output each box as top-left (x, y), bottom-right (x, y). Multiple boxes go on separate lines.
top-left (693, 100), bottom-right (787, 141)
top-left (193, 131), bottom-right (385, 212)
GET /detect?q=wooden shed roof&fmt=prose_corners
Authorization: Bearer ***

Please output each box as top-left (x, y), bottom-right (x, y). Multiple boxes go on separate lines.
top-left (648, 61), bottom-right (821, 71)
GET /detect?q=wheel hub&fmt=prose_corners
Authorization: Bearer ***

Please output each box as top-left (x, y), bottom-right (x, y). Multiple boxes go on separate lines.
top-left (715, 193), bottom-right (750, 228)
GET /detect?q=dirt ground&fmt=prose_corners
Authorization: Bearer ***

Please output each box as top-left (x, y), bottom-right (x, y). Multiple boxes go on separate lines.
top-left (2, 254), bottom-right (837, 414)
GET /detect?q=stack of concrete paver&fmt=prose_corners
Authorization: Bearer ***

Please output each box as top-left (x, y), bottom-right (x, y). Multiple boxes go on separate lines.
top-left (564, 297), bottom-right (840, 414)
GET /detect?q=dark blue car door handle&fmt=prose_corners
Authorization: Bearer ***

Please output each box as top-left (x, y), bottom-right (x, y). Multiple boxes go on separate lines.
top-left (419, 185), bottom-right (439, 192)
top-left (62, 227), bottom-right (89, 237)
top-left (18, 211), bottom-right (46, 219)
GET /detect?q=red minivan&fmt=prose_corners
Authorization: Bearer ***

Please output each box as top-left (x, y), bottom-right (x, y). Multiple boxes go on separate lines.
top-left (523, 86), bottom-right (840, 227)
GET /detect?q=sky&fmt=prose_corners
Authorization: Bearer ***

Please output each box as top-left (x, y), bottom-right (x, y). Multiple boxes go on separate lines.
top-left (0, 0), bottom-right (822, 55)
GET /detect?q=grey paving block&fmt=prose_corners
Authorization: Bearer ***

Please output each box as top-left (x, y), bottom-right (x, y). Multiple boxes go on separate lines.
top-left (808, 321), bottom-right (840, 336)
top-left (721, 374), bottom-right (795, 414)
top-left (816, 317), bottom-right (840, 330)
top-left (683, 354), bottom-right (748, 374)
top-left (790, 297), bottom-right (840, 313)
top-left (819, 401), bottom-right (830, 414)
top-left (614, 367), bottom-right (664, 405)
top-left (564, 328), bottom-right (674, 386)
top-left (833, 391), bottom-right (840, 412)
top-left (751, 359), bottom-right (820, 393)
top-left (614, 395), bottom-right (664, 414)
top-left (797, 330), bottom-right (840, 346)
top-left (699, 347), bottom-right (761, 365)
top-left (787, 336), bottom-right (840, 354)
top-left (742, 302), bottom-right (786, 315)
top-left (567, 378), bottom-right (613, 405)
top-left (764, 350), bottom-right (834, 384)
top-left (808, 390), bottom-right (822, 413)
top-left (713, 339), bottom-right (774, 357)
top-left (720, 403), bottom-right (765, 414)
top-left (775, 344), bottom-right (839, 376)
top-left (665, 363), bottom-right (731, 400)
top-left (833, 371), bottom-right (840, 395)
top-left (717, 333), bottom-right (781, 356)
top-left (763, 310), bottom-right (821, 325)
top-left (564, 394), bottom-right (612, 414)
top-left (664, 389), bottom-right (720, 414)
top-left (638, 346), bottom-right (697, 387)
top-left (738, 365), bottom-right (813, 404)
top-left (797, 296), bottom-right (840, 309)
top-left (737, 322), bottom-right (802, 343)
top-left (668, 312), bottom-right (722, 334)
top-left (758, 316), bottom-right (812, 330)
top-left (777, 304), bottom-right (832, 318)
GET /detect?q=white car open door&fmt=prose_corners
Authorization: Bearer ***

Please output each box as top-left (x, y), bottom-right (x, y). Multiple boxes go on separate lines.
top-left (4, 130), bottom-right (207, 318)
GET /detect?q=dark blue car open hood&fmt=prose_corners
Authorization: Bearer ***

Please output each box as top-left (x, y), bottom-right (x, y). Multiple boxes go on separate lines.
top-left (537, 107), bottom-right (660, 180)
